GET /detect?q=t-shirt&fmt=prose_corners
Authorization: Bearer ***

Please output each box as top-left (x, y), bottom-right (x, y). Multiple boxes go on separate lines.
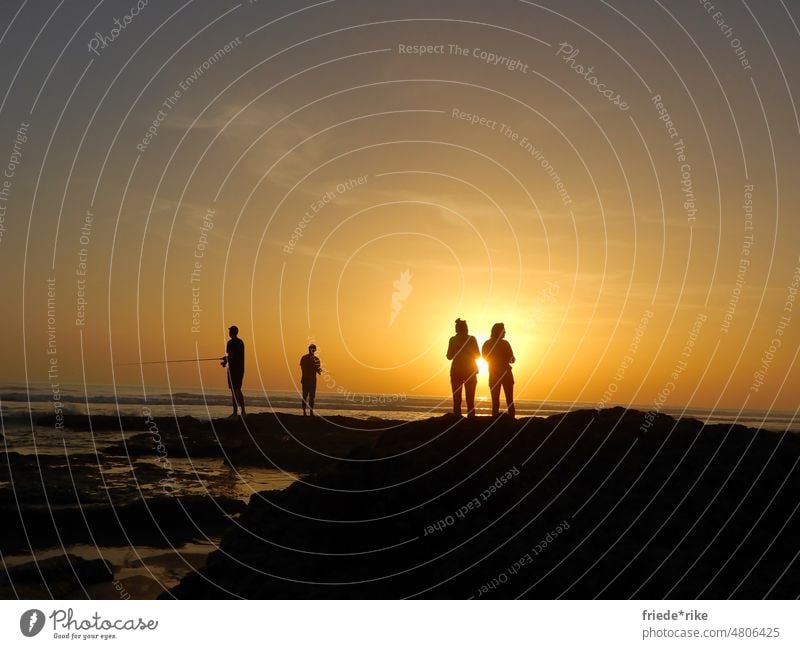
top-left (226, 338), bottom-right (245, 373)
top-left (447, 334), bottom-right (479, 377)
top-left (300, 353), bottom-right (321, 383)
top-left (481, 338), bottom-right (514, 376)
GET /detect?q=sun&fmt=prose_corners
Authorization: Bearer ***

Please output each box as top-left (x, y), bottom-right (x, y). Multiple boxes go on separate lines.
top-left (477, 357), bottom-right (489, 375)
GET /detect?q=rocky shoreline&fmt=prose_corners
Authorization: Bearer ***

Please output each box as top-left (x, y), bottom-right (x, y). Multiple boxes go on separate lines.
top-left (5, 408), bottom-right (799, 599)
top-left (165, 408), bottom-right (800, 598)
top-left (35, 411), bottom-right (394, 472)
top-left (5, 412), bottom-right (379, 598)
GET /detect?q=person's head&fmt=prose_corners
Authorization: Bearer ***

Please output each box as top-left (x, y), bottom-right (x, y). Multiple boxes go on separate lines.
top-left (228, 325), bottom-right (239, 338)
top-left (455, 318), bottom-right (468, 335)
top-left (308, 344), bottom-right (317, 354)
top-left (491, 322), bottom-right (505, 339)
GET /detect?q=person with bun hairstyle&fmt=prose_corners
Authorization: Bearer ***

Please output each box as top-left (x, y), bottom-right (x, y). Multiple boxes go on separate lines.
top-left (446, 319), bottom-right (480, 417)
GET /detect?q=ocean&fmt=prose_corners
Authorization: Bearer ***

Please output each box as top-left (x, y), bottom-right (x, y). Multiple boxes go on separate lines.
top-left (2, 383), bottom-right (798, 454)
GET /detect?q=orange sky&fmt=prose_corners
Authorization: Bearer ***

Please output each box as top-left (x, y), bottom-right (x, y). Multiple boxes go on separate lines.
top-left (2, 0), bottom-right (799, 412)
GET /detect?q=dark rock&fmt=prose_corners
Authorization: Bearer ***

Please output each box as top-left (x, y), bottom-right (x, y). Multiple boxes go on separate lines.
top-left (0, 554), bottom-right (112, 598)
top-left (94, 412), bottom-right (391, 472)
top-left (1, 495), bottom-right (245, 553)
top-left (168, 409), bottom-right (800, 599)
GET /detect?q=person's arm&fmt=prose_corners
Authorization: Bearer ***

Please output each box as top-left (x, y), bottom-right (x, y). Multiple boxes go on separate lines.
top-left (508, 342), bottom-right (515, 364)
top-left (315, 357), bottom-right (322, 374)
top-left (446, 337), bottom-right (456, 360)
top-left (469, 336), bottom-right (480, 359)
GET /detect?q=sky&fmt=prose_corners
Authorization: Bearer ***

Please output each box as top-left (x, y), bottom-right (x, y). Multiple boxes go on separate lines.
top-left (1, 0), bottom-right (799, 412)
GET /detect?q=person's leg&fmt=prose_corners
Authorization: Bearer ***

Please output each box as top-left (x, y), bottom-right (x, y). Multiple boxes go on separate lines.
top-left (301, 384), bottom-right (309, 415)
top-left (489, 376), bottom-right (501, 416)
top-left (451, 376), bottom-right (463, 416)
top-left (236, 387), bottom-right (246, 415)
top-left (230, 389), bottom-right (238, 415)
top-left (465, 375), bottom-right (477, 417)
top-left (309, 384), bottom-right (316, 416)
top-left (227, 371), bottom-right (237, 415)
top-left (503, 375), bottom-right (515, 418)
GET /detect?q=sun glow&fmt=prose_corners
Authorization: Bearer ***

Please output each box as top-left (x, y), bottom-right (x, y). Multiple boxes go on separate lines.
top-left (477, 357), bottom-right (489, 375)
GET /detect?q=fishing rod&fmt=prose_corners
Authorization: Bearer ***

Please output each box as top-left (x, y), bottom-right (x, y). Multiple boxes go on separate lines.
top-left (117, 357), bottom-right (225, 366)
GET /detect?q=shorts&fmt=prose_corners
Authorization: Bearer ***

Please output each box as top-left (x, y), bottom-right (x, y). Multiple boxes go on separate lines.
top-left (450, 373), bottom-right (477, 389)
top-left (227, 368), bottom-right (244, 390)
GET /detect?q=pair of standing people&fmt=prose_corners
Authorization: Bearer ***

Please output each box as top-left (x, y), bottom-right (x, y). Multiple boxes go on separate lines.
top-left (447, 319), bottom-right (516, 418)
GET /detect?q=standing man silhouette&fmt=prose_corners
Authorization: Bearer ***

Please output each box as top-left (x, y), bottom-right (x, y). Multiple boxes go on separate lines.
top-left (482, 322), bottom-right (516, 418)
top-left (221, 325), bottom-right (246, 418)
top-left (447, 318), bottom-right (480, 417)
top-left (300, 344), bottom-right (322, 416)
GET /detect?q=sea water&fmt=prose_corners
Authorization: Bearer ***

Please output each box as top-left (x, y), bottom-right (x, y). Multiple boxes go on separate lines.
top-left (1, 382), bottom-right (797, 456)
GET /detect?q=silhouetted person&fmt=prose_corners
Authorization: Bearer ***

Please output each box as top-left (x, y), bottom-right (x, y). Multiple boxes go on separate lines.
top-left (221, 325), bottom-right (246, 417)
top-left (300, 344), bottom-right (322, 416)
top-left (447, 318), bottom-right (480, 417)
top-left (482, 322), bottom-right (515, 418)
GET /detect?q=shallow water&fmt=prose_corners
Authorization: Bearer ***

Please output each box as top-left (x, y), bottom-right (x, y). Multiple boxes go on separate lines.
top-left (2, 540), bottom-right (221, 597)
top-left (1, 462), bottom-right (297, 598)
